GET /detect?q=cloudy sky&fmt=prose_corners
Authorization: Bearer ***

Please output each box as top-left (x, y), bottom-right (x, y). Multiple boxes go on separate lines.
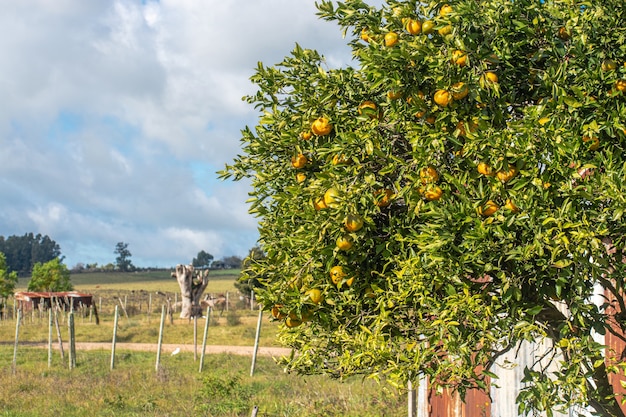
top-left (0, 0), bottom-right (377, 268)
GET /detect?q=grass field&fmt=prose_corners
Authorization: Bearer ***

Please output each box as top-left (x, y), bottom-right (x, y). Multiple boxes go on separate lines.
top-left (0, 270), bottom-right (409, 416)
top-left (16, 268), bottom-right (241, 294)
top-left (0, 348), bottom-right (406, 416)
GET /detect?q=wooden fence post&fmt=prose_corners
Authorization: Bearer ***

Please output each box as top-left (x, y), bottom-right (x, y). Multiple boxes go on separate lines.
top-left (111, 306), bottom-right (119, 370)
top-left (12, 309), bottom-right (21, 375)
top-left (48, 308), bottom-right (53, 368)
top-left (193, 315), bottom-right (198, 362)
top-left (156, 305), bottom-right (165, 372)
top-left (118, 297), bottom-right (130, 323)
top-left (199, 307), bottom-right (211, 373)
top-left (148, 293), bottom-right (152, 323)
top-left (53, 302), bottom-right (65, 361)
top-left (68, 312), bottom-right (76, 370)
top-left (250, 305), bottom-right (263, 377)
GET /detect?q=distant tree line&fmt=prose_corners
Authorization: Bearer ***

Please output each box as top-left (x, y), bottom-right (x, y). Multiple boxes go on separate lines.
top-left (0, 252), bottom-right (18, 300)
top-left (210, 255), bottom-right (243, 270)
top-left (0, 233), bottom-right (62, 275)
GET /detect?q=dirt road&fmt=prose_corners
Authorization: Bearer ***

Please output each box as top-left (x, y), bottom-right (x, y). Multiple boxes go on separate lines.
top-left (16, 341), bottom-right (292, 357)
top-left (85, 342), bottom-right (292, 357)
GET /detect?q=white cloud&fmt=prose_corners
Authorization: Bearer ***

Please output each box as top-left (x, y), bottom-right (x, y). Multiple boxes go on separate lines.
top-left (0, 0), bottom-right (364, 268)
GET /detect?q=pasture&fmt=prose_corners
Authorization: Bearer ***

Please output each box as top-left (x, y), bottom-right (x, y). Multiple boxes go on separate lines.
top-left (0, 270), bottom-right (407, 416)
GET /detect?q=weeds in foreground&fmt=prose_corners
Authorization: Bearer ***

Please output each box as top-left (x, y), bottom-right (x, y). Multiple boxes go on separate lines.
top-left (0, 347), bottom-right (405, 417)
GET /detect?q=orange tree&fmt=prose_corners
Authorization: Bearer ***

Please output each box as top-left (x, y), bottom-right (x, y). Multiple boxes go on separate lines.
top-left (221, 0), bottom-right (626, 414)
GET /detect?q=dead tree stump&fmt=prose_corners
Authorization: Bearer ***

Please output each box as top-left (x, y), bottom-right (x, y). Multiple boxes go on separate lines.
top-left (171, 265), bottom-right (209, 319)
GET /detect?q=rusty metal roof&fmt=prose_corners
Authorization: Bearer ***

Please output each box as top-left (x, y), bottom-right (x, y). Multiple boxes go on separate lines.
top-left (14, 291), bottom-right (93, 301)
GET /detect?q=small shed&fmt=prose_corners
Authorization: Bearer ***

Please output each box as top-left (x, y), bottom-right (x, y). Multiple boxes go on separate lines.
top-left (14, 291), bottom-right (95, 312)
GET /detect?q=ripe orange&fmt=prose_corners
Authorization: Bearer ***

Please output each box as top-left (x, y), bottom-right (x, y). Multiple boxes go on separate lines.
top-left (336, 235), bottom-right (353, 251)
top-left (557, 27), bottom-right (570, 40)
top-left (324, 187), bottom-right (340, 208)
top-left (311, 117), bottom-right (332, 136)
top-left (456, 119), bottom-right (477, 137)
top-left (423, 185), bottom-right (443, 201)
top-left (615, 79), bottom-right (626, 92)
top-left (329, 266), bottom-right (346, 285)
top-left (387, 90), bottom-right (403, 100)
top-left (344, 213), bottom-right (364, 232)
top-left (496, 165), bottom-right (518, 183)
top-left (583, 135), bottom-right (600, 150)
top-left (301, 309), bottom-right (313, 322)
top-left (420, 166), bottom-right (439, 184)
top-left (374, 188), bottom-right (393, 207)
top-left (452, 50), bottom-right (467, 66)
top-left (451, 82), bottom-right (468, 100)
top-left (438, 25), bottom-right (452, 36)
top-left (406, 19), bottom-right (421, 35)
top-left (358, 100), bottom-right (378, 118)
top-left (504, 199), bottom-right (520, 213)
top-left (477, 162), bottom-right (494, 176)
top-left (291, 154), bottom-right (307, 169)
top-left (456, 121), bottom-right (467, 136)
top-left (271, 304), bottom-right (287, 320)
top-left (360, 28), bottom-right (371, 43)
top-left (296, 172), bottom-right (307, 183)
top-left (422, 20), bottom-right (435, 35)
top-left (479, 200), bottom-right (499, 217)
top-left (305, 288), bottom-right (324, 305)
top-left (481, 72), bottom-right (499, 85)
top-left (602, 60), bottom-right (617, 71)
top-left (300, 131), bottom-right (312, 140)
top-left (313, 196), bottom-right (328, 211)
top-left (332, 153), bottom-right (350, 165)
top-left (285, 315), bottom-right (302, 328)
top-left (384, 32), bottom-right (399, 47)
top-left (440, 4), bottom-right (453, 16)
top-left (434, 89), bottom-right (451, 107)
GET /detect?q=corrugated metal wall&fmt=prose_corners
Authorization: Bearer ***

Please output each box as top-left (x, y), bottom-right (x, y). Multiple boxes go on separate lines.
top-left (427, 386), bottom-right (490, 417)
top-left (605, 287), bottom-right (626, 413)
top-left (416, 287), bottom-right (626, 417)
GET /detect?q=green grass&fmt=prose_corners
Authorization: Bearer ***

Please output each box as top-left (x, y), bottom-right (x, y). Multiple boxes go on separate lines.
top-left (2, 270), bottom-right (408, 416)
top-left (0, 347), bottom-right (406, 416)
top-left (17, 269), bottom-right (241, 294)
top-left (0, 310), bottom-right (283, 347)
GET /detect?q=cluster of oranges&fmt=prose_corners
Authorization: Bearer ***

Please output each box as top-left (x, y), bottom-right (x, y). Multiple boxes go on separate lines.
top-left (276, 1), bottom-right (626, 330)
top-left (281, 111), bottom-right (374, 327)
top-left (357, 4), bottom-right (527, 218)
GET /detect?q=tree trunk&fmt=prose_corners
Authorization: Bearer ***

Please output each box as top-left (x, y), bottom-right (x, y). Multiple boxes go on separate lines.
top-left (538, 305), bottom-right (626, 417)
top-left (171, 265), bottom-right (209, 319)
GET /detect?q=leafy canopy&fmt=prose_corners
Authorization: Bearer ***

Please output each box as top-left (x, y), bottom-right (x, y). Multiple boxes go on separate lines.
top-left (223, 0), bottom-right (626, 414)
top-left (0, 252), bottom-right (18, 299)
top-left (114, 242), bottom-right (134, 272)
top-left (28, 258), bottom-right (73, 292)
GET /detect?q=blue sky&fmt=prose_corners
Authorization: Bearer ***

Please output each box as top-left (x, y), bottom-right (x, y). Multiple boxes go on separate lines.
top-left (0, 0), bottom-right (370, 268)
